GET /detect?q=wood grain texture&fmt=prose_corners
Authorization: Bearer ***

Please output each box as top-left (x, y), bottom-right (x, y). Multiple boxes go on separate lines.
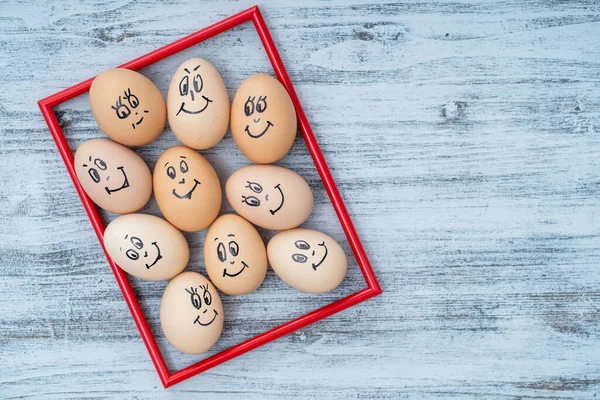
top-left (1, 0), bottom-right (600, 398)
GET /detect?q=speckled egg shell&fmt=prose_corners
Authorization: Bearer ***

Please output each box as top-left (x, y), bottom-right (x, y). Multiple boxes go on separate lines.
top-left (160, 272), bottom-right (224, 354)
top-left (225, 164), bottom-right (313, 230)
top-left (204, 214), bottom-right (267, 296)
top-left (74, 139), bottom-right (152, 214)
top-left (89, 68), bottom-right (166, 146)
top-left (230, 74), bottom-right (297, 164)
top-left (104, 214), bottom-right (189, 281)
top-left (267, 229), bottom-right (347, 294)
top-left (153, 146), bottom-right (222, 232)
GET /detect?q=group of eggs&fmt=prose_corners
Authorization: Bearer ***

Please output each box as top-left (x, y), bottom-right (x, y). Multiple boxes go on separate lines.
top-left (75, 58), bottom-right (348, 355)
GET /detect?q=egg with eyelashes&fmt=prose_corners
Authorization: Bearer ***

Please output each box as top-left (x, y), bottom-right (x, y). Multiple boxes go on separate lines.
top-left (74, 139), bottom-right (152, 214)
top-left (89, 68), bottom-right (166, 146)
top-left (104, 214), bottom-right (189, 281)
top-left (153, 146), bottom-right (221, 232)
top-left (267, 229), bottom-right (348, 294)
top-left (167, 58), bottom-right (230, 150)
top-left (160, 271), bottom-right (224, 354)
top-left (204, 214), bottom-right (267, 296)
top-left (230, 74), bottom-right (297, 164)
top-left (225, 164), bottom-right (313, 230)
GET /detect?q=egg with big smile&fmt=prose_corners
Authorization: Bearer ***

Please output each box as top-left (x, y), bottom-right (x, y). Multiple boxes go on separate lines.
top-left (153, 146), bottom-right (221, 232)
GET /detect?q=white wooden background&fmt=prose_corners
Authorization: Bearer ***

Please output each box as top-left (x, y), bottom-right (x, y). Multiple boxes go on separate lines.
top-left (1, 0), bottom-right (599, 398)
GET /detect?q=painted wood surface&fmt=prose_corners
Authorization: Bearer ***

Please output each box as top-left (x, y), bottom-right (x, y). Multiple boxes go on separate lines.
top-left (1, 0), bottom-right (600, 398)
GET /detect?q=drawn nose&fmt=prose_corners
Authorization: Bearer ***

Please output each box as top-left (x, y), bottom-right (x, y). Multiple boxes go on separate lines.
top-left (253, 118), bottom-right (260, 123)
top-left (106, 176), bottom-right (110, 181)
top-left (190, 91), bottom-right (195, 101)
top-left (144, 251), bottom-right (148, 258)
top-left (202, 309), bottom-right (208, 314)
top-left (179, 178), bottom-right (185, 184)
top-left (135, 112), bottom-right (138, 115)
top-left (230, 261), bottom-right (234, 265)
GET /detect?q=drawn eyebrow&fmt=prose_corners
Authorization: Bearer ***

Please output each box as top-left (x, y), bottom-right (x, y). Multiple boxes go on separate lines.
top-left (124, 234), bottom-right (128, 239)
top-left (214, 237), bottom-right (219, 242)
top-left (193, 65), bottom-right (201, 71)
top-left (164, 162), bottom-right (169, 167)
top-left (82, 164), bottom-right (87, 167)
top-left (180, 156), bottom-right (186, 159)
top-left (184, 68), bottom-right (190, 74)
top-left (227, 234), bottom-right (235, 237)
top-left (88, 156), bottom-right (92, 162)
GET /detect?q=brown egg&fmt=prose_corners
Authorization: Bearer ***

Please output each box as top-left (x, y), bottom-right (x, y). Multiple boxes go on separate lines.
top-left (160, 271), bottom-right (223, 354)
top-left (167, 58), bottom-right (230, 149)
top-left (104, 214), bottom-right (189, 281)
top-left (230, 74), bottom-right (297, 164)
top-left (74, 139), bottom-right (152, 214)
top-left (153, 146), bottom-right (221, 232)
top-left (89, 68), bottom-right (166, 146)
top-left (225, 164), bottom-right (313, 230)
top-left (204, 214), bottom-right (267, 296)
top-left (267, 229), bottom-right (347, 293)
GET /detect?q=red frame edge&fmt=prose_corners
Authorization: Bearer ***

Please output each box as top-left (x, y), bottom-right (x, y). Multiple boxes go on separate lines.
top-left (38, 5), bottom-right (381, 389)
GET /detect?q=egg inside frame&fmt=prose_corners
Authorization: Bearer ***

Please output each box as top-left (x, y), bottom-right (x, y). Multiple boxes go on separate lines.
top-left (38, 5), bottom-right (381, 389)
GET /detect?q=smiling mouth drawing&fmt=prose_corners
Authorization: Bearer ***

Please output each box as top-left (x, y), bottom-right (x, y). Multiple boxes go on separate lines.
top-left (105, 167), bottom-right (129, 195)
top-left (223, 261), bottom-right (249, 278)
top-left (172, 179), bottom-right (201, 200)
top-left (245, 121), bottom-right (273, 139)
top-left (176, 96), bottom-right (212, 116)
top-left (194, 309), bottom-right (218, 326)
top-left (145, 242), bottom-right (162, 269)
top-left (269, 184), bottom-right (285, 215)
top-left (312, 241), bottom-right (328, 271)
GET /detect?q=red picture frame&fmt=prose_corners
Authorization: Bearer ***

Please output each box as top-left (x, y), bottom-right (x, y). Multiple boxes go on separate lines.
top-left (38, 5), bottom-right (381, 388)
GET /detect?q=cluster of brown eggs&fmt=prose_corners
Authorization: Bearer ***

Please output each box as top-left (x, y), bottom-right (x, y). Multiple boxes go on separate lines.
top-left (75, 58), bottom-right (348, 355)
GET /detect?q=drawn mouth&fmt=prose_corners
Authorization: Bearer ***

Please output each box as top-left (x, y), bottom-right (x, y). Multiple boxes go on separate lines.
top-left (223, 261), bottom-right (249, 278)
top-left (269, 184), bottom-right (285, 215)
top-left (312, 241), bottom-right (328, 271)
top-left (145, 242), bottom-right (162, 269)
top-left (194, 309), bottom-right (218, 326)
top-left (105, 167), bottom-right (129, 195)
top-left (172, 179), bottom-right (201, 200)
top-left (176, 96), bottom-right (212, 116)
top-left (245, 121), bottom-right (273, 139)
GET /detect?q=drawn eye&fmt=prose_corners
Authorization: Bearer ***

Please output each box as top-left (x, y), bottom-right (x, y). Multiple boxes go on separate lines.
top-left (256, 96), bottom-right (267, 113)
top-left (292, 254), bottom-right (308, 263)
top-left (167, 166), bottom-right (176, 179)
top-left (124, 88), bottom-right (139, 108)
top-left (179, 75), bottom-right (189, 97)
top-left (245, 181), bottom-right (263, 194)
top-left (180, 160), bottom-right (188, 173)
top-left (229, 241), bottom-right (239, 257)
top-left (126, 249), bottom-right (139, 260)
top-left (203, 288), bottom-right (212, 306)
top-left (94, 158), bottom-right (107, 170)
top-left (242, 195), bottom-right (260, 207)
top-left (217, 242), bottom-right (226, 262)
top-left (88, 168), bottom-right (101, 183)
top-left (111, 97), bottom-right (131, 119)
top-left (130, 236), bottom-right (143, 249)
top-left (190, 292), bottom-right (202, 309)
top-left (295, 240), bottom-right (310, 250)
top-left (244, 96), bottom-right (255, 116)
top-left (193, 74), bottom-right (203, 93)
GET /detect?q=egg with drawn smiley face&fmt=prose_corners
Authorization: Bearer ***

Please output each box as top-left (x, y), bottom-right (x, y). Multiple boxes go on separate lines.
top-left (89, 68), bottom-right (166, 146)
top-left (160, 271), bottom-right (224, 354)
top-left (74, 139), bottom-right (152, 214)
top-left (204, 214), bottom-right (267, 296)
top-left (153, 146), bottom-right (222, 232)
top-left (230, 74), bottom-right (297, 164)
top-left (167, 58), bottom-right (230, 150)
top-left (267, 229), bottom-right (348, 294)
top-left (226, 164), bottom-right (313, 230)
top-left (104, 214), bottom-right (189, 281)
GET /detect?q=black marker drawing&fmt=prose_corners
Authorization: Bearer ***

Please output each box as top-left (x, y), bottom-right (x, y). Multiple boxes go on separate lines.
top-left (291, 240), bottom-right (328, 271)
top-left (120, 234), bottom-right (162, 269)
top-left (240, 181), bottom-right (285, 215)
top-left (269, 184), bottom-right (285, 215)
top-left (165, 156), bottom-right (201, 200)
top-left (110, 88), bottom-right (149, 129)
top-left (185, 284), bottom-right (218, 326)
top-left (175, 65), bottom-right (213, 116)
top-left (215, 235), bottom-right (250, 278)
top-left (82, 156), bottom-right (129, 195)
top-left (243, 95), bottom-right (273, 138)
